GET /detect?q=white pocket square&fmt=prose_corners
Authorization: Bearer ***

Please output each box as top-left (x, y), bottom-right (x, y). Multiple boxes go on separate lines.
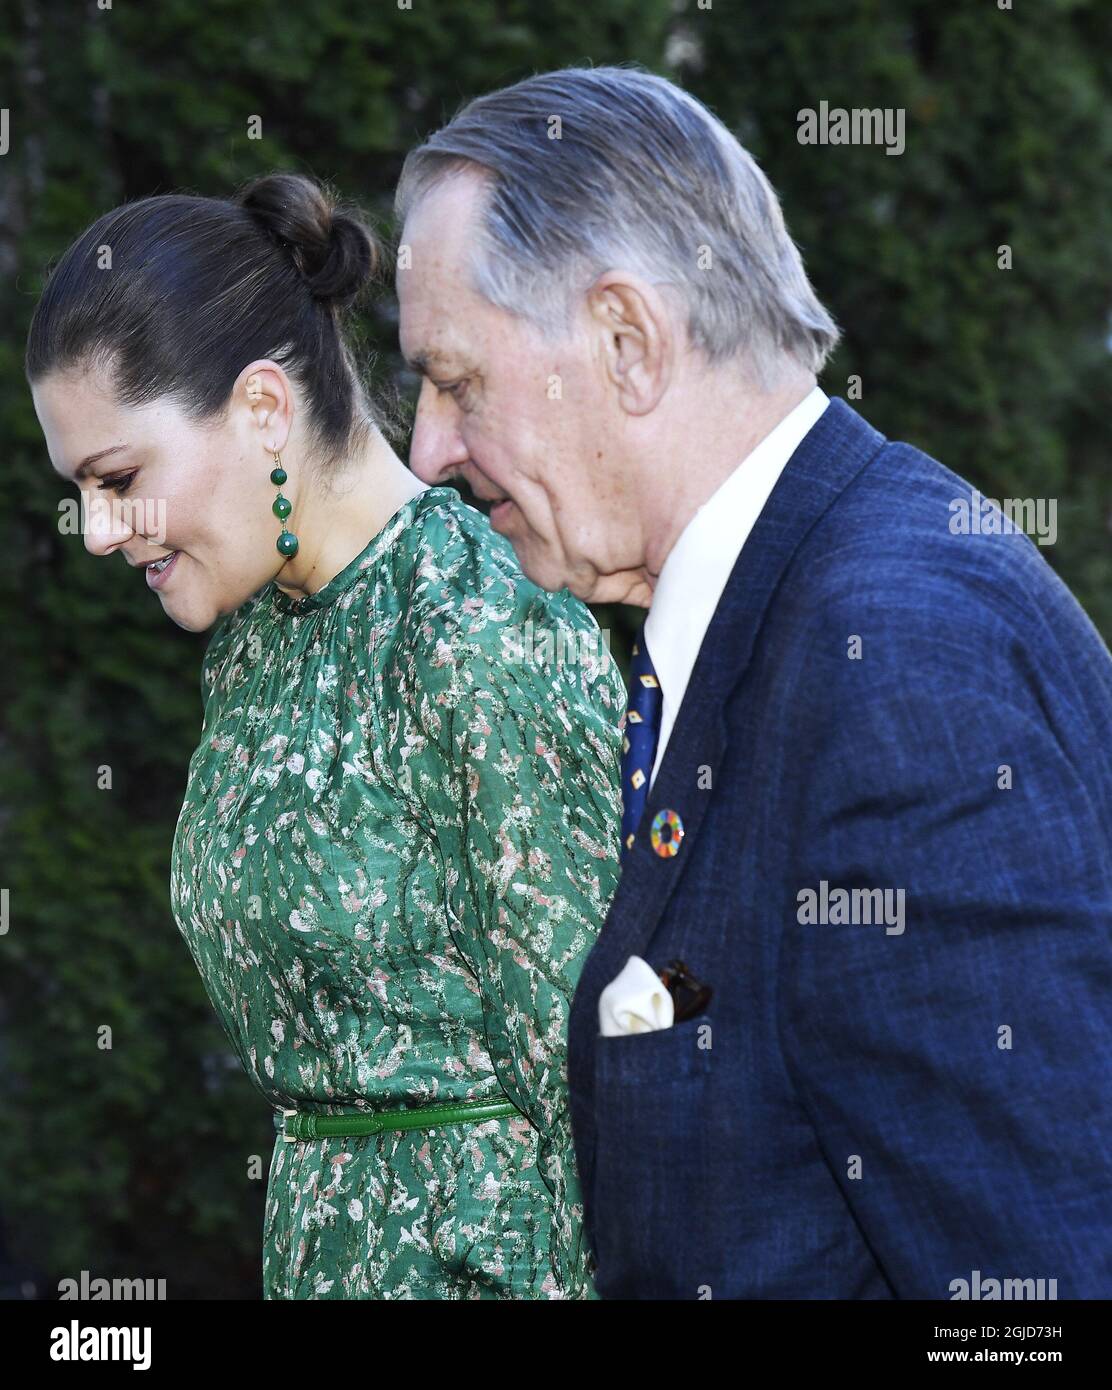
top-left (598, 955), bottom-right (675, 1036)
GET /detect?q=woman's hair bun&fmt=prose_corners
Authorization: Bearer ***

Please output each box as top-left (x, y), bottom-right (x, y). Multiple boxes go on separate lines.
top-left (235, 171), bottom-right (383, 310)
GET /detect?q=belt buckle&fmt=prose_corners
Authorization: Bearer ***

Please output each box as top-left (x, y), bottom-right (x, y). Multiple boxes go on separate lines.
top-left (280, 1107), bottom-right (297, 1142)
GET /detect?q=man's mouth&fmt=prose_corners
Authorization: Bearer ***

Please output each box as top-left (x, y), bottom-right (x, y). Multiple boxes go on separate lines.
top-left (463, 471), bottom-right (515, 528)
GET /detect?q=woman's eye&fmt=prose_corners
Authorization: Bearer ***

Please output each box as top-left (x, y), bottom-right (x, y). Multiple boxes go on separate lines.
top-left (98, 472), bottom-right (136, 496)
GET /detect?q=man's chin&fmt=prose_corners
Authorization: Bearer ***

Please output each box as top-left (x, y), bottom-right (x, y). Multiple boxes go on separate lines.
top-left (486, 514), bottom-right (602, 601)
top-left (500, 533), bottom-right (571, 596)
top-left (577, 571), bottom-right (655, 607)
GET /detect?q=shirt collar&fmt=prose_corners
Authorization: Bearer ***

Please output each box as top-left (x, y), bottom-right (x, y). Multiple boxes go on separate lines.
top-left (643, 386), bottom-right (830, 777)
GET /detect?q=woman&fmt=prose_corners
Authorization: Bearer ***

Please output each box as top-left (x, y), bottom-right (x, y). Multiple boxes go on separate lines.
top-left (26, 172), bottom-right (625, 1298)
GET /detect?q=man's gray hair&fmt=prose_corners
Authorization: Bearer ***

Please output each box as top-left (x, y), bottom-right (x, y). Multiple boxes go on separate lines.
top-left (395, 64), bottom-right (841, 386)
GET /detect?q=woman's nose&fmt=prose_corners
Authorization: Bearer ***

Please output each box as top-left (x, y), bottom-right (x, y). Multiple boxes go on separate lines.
top-left (82, 491), bottom-right (135, 557)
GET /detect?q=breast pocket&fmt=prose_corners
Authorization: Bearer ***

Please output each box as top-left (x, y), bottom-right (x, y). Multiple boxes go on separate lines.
top-left (591, 1013), bottom-right (715, 1299)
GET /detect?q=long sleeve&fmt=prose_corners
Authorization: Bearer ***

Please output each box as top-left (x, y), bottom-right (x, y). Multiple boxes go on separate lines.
top-left (778, 590), bottom-right (1112, 1298)
top-left (394, 571), bottom-right (625, 1295)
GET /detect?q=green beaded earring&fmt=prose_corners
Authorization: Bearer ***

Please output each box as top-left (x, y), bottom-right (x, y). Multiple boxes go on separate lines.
top-left (270, 449), bottom-right (298, 557)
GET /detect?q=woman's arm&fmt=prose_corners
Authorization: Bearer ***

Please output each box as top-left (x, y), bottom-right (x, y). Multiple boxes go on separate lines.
top-left (405, 591), bottom-right (624, 1293)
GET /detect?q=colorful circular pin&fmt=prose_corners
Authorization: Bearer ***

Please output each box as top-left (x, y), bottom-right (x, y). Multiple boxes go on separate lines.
top-left (650, 808), bottom-right (685, 857)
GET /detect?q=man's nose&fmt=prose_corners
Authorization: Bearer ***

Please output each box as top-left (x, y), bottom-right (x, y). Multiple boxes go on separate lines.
top-left (409, 379), bottom-right (469, 484)
top-left (82, 491), bottom-right (135, 558)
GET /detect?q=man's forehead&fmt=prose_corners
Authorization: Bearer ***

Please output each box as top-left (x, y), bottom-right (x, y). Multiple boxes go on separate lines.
top-left (406, 167), bottom-right (487, 236)
top-left (396, 248), bottom-right (470, 371)
top-left (398, 175), bottom-right (495, 370)
top-left (398, 171), bottom-right (488, 294)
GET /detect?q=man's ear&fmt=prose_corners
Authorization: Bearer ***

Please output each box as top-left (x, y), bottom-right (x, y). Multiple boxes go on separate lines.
top-left (586, 272), bottom-right (673, 415)
top-left (235, 360), bottom-right (294, 452)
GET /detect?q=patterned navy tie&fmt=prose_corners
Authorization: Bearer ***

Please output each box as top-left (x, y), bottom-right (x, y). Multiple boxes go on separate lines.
top-left (620, 621), bottom-right (663, 857)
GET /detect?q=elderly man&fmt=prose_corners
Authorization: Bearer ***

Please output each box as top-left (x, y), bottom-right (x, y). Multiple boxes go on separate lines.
top-left (393, 65), bottom-right (1112, 1299)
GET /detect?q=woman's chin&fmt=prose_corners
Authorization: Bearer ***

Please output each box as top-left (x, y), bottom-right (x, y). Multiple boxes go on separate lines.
top-left (165, 605), bottom-right (211, 633)
top-left (156, 587), bottom-right (218, 633)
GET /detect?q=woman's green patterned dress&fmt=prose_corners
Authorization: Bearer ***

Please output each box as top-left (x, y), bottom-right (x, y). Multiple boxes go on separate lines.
top-left (169, 485), bottom-right (625, 1299)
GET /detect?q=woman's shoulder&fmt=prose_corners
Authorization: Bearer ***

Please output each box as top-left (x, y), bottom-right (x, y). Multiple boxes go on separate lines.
top-left (385, 487), bottom-right (626, 732)
top-left (396, 485), bottom-right (539, 618)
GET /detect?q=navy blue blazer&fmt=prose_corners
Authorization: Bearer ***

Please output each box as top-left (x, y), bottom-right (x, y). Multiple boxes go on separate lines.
top-left (567, 397), bottom-right (1112, 1299)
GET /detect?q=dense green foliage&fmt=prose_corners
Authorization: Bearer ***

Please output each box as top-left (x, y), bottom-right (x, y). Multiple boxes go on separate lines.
top-left (1, 0), bottom-right (1107, 1298)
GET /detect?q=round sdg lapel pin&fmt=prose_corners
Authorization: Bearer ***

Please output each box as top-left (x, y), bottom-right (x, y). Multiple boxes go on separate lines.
top-left (650, 808), bottom-right (685, 857)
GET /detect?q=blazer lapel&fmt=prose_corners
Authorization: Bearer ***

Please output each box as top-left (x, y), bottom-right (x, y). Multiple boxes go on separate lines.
top-left (576, 397), bottom-right (888, 996)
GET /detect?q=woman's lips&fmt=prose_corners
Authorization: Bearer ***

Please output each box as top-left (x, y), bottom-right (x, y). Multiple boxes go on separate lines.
top-left (145, 550), bottom-right (180, 590)
top-left (489, 500), bottom-right (513, 529)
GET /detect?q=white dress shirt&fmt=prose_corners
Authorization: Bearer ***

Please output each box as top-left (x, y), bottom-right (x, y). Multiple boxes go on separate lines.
top-left (643, 386), bottom-right (830, 788)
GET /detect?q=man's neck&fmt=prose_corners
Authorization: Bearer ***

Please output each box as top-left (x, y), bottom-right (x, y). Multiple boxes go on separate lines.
top-left (640, 372), bottom-right (817, 589)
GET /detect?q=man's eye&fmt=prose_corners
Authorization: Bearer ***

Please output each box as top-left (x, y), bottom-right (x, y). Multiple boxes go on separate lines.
top-left (436, 379), bottom-right (469, 402)
top-left (98, 472), bottom-right (136, 495)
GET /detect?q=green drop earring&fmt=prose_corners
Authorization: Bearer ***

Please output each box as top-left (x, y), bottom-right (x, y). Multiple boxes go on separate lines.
top-left (270, 449), bottom-right (298, 557)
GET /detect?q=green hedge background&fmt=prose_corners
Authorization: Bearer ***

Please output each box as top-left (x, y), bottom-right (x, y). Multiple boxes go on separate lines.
top-left (1, 0), bottom-right (1108, 1298)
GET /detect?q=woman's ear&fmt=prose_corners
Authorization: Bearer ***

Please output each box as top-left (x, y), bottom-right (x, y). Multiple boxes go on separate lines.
top-left (586, 272), bottom-right (673, 416)
top-left (237, 360), bottom-right (294, 452)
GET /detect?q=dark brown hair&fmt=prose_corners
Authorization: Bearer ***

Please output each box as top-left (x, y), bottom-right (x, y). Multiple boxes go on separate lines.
top-left (25, 171), bottom-right (386, 468)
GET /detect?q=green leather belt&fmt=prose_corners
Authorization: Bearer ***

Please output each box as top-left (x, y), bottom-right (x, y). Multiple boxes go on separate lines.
top-left (275, 1096), bottom-right (520, 1142)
